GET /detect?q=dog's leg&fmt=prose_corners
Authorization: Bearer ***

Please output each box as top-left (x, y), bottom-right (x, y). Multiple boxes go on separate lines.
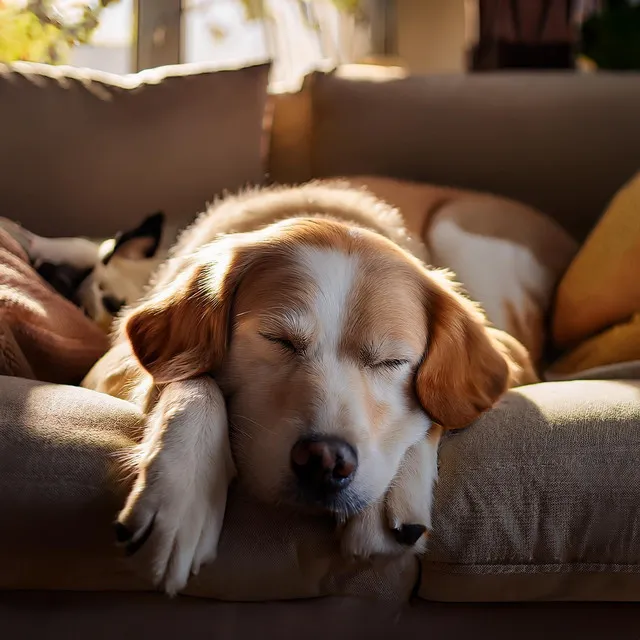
top-left (383, 425), bottom-right (441, 552)
top-left (341, 426), bottom-right (441, 558)
top-left (0, 217), bottom-right (99, 268)
top-left (116, 376), bottom-right (235, 595)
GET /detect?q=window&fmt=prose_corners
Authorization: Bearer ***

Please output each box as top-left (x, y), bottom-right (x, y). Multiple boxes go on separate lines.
top-left (0, 0), bottom-right (134, 72)
top-left (183, 0), bottom-right (376, 88)
top-left (182, 0), bottom-right (270, 67)
top-left (70, 0), bottom-right (134, 74)
top-left (1, 0), bottom-right (393, 87)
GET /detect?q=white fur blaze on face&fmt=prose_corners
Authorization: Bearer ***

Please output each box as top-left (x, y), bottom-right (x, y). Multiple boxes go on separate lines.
top-left (296, 245), bottom-right (360, 425)
top-left (296, 245), bottom-right (358, 350)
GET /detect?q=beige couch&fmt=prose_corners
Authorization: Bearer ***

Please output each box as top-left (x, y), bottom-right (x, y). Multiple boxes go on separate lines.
top-left (1, 61), bottom-right (640, 634)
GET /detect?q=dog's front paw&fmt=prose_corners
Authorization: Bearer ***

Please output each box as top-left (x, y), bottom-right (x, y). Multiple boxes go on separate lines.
top-left (115, 378), bottom-right (234, 595)
top-left (340, 497), bottom-right (428, 560)
top-left (340, 433), bottom-right (440, 560)
top-left (340, 501), bottom-right (403, 559)
top-left (116, 459), bottom-right (229, 595)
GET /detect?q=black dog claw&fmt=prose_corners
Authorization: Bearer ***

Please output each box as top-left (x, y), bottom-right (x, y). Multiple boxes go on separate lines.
top-left (123, 515), bottom-right (156, 556)
top-left (393, 523), bottom-right (427, 546)
top-left (114, 521), bottom-right (133, 544)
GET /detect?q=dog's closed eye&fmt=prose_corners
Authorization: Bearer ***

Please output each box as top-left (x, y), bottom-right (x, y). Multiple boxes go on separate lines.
top-left (360, 344), bottom-right (410, 371)
top-left (369, 358), bottom-right (410, 370)
top-left (260, 332), bottom-right (305, 355)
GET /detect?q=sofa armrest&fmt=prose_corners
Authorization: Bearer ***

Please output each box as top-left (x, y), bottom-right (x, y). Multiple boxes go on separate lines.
top-left (0, 376), bottom-right (144, 589)
top-left (422, 379), bottom-right (640, 602)
top-left (0, 376), bottom-right (417, 600)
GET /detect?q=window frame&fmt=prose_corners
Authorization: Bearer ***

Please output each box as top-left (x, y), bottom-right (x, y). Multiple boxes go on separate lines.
top-left (135, 0), bottom-right (182, 71)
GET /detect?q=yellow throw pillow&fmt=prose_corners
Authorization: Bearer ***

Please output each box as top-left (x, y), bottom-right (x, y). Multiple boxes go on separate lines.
top-left (549, 313), bottom-right (640, 375)
top-left (553, 172), bottom-right (640, 348)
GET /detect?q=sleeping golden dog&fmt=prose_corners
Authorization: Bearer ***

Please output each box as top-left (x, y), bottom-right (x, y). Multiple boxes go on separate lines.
top-left (83, 182), bottom-right (537, 594)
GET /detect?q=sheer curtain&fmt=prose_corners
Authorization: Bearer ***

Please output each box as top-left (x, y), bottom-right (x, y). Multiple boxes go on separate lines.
top-left (182, 0), bottom-right (376, 90)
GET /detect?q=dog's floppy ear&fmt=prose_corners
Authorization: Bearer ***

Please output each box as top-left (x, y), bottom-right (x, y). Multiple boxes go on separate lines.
top-left (102, 212), bottom-right (165, 264)
top-left (124, 239), bottom-right (247, 384)
top-left (415, 269), bottom-right (510, 429)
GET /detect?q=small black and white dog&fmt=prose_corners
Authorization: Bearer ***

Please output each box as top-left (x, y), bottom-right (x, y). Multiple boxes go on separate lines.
top-left (0, 213), bottom-right (165, 331)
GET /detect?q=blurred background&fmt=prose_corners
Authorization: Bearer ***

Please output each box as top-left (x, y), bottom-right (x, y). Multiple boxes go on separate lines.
top-left (1, 1), bottom-right (639, 89)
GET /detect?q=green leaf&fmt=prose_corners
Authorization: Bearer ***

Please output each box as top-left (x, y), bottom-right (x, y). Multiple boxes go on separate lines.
top-left (0, 0), bottom-right (123, 64)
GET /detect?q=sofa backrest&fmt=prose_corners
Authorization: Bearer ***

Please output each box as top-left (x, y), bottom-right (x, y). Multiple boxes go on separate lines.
top-left (0, 62), bottom-right (270, 239)
top-left (2, 62), bottom-right (638, 242)
top-left (270, 68), bottom-right (640, 240)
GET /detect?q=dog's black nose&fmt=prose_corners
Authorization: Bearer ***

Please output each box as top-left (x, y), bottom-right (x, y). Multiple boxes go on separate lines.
top-left (291, 436), bottom-right (357, 493)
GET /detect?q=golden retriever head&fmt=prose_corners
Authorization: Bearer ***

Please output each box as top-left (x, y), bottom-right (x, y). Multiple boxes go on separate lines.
top-left (125, 217), bottom-right (511, 518)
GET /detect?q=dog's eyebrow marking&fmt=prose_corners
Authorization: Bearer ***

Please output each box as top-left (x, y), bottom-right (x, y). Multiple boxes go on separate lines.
top-left (259, 310), bottom-right (313, 339)
top-left (295, 246), bottom-right (358, 350)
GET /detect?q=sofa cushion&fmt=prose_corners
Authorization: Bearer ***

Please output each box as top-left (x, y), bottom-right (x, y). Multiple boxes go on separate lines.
top-left (299, 69), bottom-right (640, 241)
top-left (421, 379), bottom-right (640, 602)
top-left (0, 61), bottom-right (270, 239)
top-left (4, 375), bottom-right (640, 602)
top-left (0, 376), bottom-right (417, 600)
top-left (553, 171), bottom-right (640, 351)
top-left (549, 314), bottom-right (640, 376)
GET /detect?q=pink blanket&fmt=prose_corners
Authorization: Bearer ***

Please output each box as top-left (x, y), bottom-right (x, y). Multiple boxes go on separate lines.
top-left (0, 228), bottom-right (108, 384)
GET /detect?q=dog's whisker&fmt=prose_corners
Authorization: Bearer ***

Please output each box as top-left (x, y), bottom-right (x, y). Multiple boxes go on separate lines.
top-left (230, 413), bottom-right (277, 437)
top-left (228, 422), bottom-right (255, 442)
